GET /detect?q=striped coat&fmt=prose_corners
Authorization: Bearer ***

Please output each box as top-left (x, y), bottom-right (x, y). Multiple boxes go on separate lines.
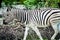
top-left (3, 8), bottom-right (60, 40)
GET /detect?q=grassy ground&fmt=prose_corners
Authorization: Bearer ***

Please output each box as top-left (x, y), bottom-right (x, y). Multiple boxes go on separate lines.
top-left (26, 31), bottom-right (48, 40)
top-left (26, 34), bottom-right (48, 40)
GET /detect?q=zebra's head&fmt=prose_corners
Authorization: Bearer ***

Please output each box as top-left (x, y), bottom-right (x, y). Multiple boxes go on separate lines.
top-left (3, 11), bottom-right (17, 24)
top-left (3, 9), bottom-right (27, 24)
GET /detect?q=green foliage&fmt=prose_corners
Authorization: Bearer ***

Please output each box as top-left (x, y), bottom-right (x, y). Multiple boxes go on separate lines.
top-left (3, 0), bottom-right (15, 5)
top-left (23, 0), bottom-right (37, 9)
top-left (44, 0), bottom-right (59, 8)
top-left (2, 0), bottom-right (21, 6)
top-left (2, 0), bottom-right (60, 9)
top-left (23, 0), bottom-right (60, 9)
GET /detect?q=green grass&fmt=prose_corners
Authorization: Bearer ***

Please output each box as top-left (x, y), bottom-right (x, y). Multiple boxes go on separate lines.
top-left (26, 32), bottom-right (48, 40)
top-left (27, 35), bottom-right (48, 40)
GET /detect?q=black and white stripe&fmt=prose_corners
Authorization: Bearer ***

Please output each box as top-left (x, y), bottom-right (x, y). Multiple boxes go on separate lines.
top-left (27, 9), bottom-right (60, 26)
top-left (3, 8), bottom-right (60, 26)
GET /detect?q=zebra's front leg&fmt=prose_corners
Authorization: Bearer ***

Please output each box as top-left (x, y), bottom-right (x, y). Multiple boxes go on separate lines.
top-left (23, 27), bottom-right (29, 40)
top-left (51, 30), bottom-right (58, 40)
top-left (51, 23), bottom-right (59, 40)
top-left (31, 26), bottom-right (43, 40)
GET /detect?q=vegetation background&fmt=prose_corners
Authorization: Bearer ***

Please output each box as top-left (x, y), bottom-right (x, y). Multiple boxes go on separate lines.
top-left (0, 0), bottom-right (60, 9)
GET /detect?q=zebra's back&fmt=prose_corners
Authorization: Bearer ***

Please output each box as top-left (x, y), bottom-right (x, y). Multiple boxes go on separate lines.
top-left (28, 8), bottom-right (60, 27)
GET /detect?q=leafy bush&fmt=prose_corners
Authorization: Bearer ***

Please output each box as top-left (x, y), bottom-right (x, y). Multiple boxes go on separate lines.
top-left (1, 0), bottom-right (60, 9)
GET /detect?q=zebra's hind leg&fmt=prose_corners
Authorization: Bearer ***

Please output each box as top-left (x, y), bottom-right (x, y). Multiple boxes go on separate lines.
top-left (23, 27), bottom-right (29, 40)
top-left (31, 26), bottom-right (43, 40)
top-left (51, 23), bottom-right (59, 40)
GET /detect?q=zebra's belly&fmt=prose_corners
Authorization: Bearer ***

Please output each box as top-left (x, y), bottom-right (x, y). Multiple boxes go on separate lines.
top-left (28, 22), bottom-right (49, 28)
top-left (35, 23), bottom-right (49, 27)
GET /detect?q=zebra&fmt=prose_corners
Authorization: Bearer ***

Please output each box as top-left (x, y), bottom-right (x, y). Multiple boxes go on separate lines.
top-left (2, 8), bottom-right (60, 40)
